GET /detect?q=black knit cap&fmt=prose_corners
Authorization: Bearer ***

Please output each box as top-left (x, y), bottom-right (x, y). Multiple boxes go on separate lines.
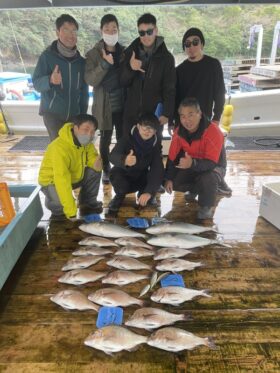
top-left (182, 27), bottom-right (205, 50)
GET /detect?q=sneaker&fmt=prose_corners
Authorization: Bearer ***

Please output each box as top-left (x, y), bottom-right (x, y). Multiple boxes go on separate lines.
top-left (197, 206), bottom-right (214, 220)
top-left (79, 201), bottom-right (103, 215)
top-left (157, 185), bottom-right (165, 194)
top-left (102, 171), bottom-right (110, 185)
top-left (147, 196), bottom-right (157, 206)
top-left (184, 191), bottom-right (197, 202)
top-left (217, 179), bottom-right (232, 196)
top-left (108, 195), bottom-right (125, 212)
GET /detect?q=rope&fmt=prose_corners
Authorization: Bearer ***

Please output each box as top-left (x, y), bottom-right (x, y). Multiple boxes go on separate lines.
top-left (7, 12), bottom-right (27, 74)
top-left (253, 137), bottom-right (280, 147)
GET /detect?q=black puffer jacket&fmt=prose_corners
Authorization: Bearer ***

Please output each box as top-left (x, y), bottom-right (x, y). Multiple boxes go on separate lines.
top-left (120, 37), bottom-right (176, 129)
top-left (109, 126), bottom-right (164, 194)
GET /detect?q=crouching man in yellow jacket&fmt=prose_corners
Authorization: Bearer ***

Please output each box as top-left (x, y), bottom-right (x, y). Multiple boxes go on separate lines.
top-left (38, 113), bottom-right (102, 219)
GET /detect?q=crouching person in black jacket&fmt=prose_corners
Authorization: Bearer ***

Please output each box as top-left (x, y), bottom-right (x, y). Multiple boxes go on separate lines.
top-left (108, 113), bottom-right (164, 213)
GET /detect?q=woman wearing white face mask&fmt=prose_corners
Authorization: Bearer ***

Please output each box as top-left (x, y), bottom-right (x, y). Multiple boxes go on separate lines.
top-left (85, 14), bottom-right (125, 185)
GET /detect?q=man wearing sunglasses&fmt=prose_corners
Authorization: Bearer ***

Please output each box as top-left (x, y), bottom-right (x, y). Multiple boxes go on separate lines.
top-left (175, 27), bottom-right (231, 196)
top-left (120, 13), bottom-right (175, 138)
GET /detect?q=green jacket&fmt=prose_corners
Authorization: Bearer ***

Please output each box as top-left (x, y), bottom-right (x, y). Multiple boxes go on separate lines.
top-left (85, 40), bottom-right (125, 131)
top-left (33, 40), bottom-right (89, 121)
top-left (38, 123), bottom-right (100, 218)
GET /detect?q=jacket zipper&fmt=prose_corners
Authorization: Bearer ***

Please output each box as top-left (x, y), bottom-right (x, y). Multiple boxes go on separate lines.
top-left (67, 63), bottom-right (71, 120)
top-left (49, 91), bottom-right (56, 109)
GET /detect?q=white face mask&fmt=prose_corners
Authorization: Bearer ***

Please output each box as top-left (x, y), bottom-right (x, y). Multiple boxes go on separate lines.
top-left (102, 32), bottom-right (118, 47)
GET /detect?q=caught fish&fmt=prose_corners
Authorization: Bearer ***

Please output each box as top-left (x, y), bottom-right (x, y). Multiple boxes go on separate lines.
top-left (139, 284), bottom-right (151, 297)
top-left (115, 246), bottom-right (154, 258)
top-left (78, 236), bottom-right (119, 247)
top-left (150, 271), bottom-right (158, 289)
top-left (147, 327), bottom-right (216, 352)
top-left (102, 270), bottom-right (149, 286)
top-left (88, 288), bottom-right (144, 307)
top-left (79, 222), bottom-right (145, 238)
top-left (61, 255), bottom-right (105, 271)
top-left (154, 247), bottom-right (193, 260)
top-left (58, 269), bottom-right (107, 285)
top-left (125, 308), bottom-right (191, 330)
top-left (106, 257), bottom-right (151, 271)
top-left (73, 247), bottom-right (114, 256)
top-left (115, 237), bottom-right (153, 249)
top-left (151, 286), bottom-right (211, 305)
top-left (148, 233), bottom-right (223, 249)
top-left (50, 290), bottom-right (99, 311)
top-left (146, 222), bottom-right (215, 235)
top-left (84, 325), bottom-right (148, 355)
top-left (155, 259), bottom-right (203, 272)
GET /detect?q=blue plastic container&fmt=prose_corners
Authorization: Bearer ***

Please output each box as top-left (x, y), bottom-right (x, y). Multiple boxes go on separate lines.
top-left (96, 306), bottom-right (123, 328)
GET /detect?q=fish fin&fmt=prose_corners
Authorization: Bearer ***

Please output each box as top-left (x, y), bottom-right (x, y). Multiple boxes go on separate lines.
top-left (202, 289), bottom-right (212, 298)
top-left (205, 336), bottom-right (218, 350)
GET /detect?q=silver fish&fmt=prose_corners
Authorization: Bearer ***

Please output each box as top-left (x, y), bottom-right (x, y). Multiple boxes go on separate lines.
top-left (154, 247), bottom-right (193, 260)
top-left (78, 236), bottom-right (119, 247)
top-left (79, 222), bottom-right (145, 238)
top-left (102, 270), bottom-right (149, 286)
top-left (84, 325), bottom-right (148, 355)
top-left (115, 246), bottom-right (154, 258)
top-left (146, 222), bottom-right (214, 235)
top-left (151, 286), bottom-right (211, 305)
top-left (73, 247), bottom-right (114, 256)
top-left (50, 290), bottom-right (99, 311)
top-left (115, 237), bottom-right (153, 249)
top-left (58, 269), bottom-right (107, 285)
top-left (125, 307), bottom-right (191, 330)
top-left (155, 259), bottom-right (203, 272)
top-left (148, 233), bottom-right (222, 249)
top-left (61, 255), bottom-right (105, 271)
top-left (150, 271), bottom-right (158, 289)
top-left (147, 327), bottom-right (216, 352)
top-left (139, 284), bottom-right (151, 297)
top-left (88, 288), bottom-right (144, 307)
top-left (106, 257), bottom-right (151, 271)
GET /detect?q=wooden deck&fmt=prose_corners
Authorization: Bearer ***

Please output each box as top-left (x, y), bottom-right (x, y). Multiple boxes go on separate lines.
top-left (0, 135), bottom-right (280, 373)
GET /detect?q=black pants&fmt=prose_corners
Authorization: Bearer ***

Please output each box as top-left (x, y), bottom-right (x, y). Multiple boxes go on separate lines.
top-left (43, 112), bottom-right (65, 141)
top-left (173, 168), bottom-right (224, 207)
top-left (99, 112), bottom-right (123, 173)
top-left (110, 167), bottom-right (149, 196)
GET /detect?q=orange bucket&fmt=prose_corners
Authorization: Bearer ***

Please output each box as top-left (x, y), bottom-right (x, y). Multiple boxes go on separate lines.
top-left (0, 182), bottom-right (16, 227)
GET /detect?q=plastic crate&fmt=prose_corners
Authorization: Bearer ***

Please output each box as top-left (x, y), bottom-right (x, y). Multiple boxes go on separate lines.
top-left (0, 185), bottom-right (43, 290)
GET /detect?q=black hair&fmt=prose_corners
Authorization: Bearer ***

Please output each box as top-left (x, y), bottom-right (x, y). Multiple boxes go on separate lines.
top-left (100, 14), bottom-right (119, 29)
top-left (182, 27), bottom-right (205, 50)
top-left (138, 113), bottom-right (159, 130)
top-left (72, 114), bottom-right (98, 129)
top-left (178, 97), bottom-right (201, 112)
top-left (137, 13), bottom-right (157, 27)
top-left (56, 14), bottom-right (79, 31)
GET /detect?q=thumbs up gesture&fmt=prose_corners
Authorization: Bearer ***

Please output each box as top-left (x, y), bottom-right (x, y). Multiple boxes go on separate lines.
top-left (176, 151), bottom-right (193, 169)
top-left (130, 51), bottom-right (145, 73)
top-left (125, 149), bottom-right (137, 167)
top-left (50, 65), bottom-right (62, 86)
top-left (102, 48), bottom-right (114, 65)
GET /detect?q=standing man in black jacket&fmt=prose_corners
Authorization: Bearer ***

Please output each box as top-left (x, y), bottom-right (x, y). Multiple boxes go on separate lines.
top-left (120, 13), bottom-right (176, 137)
top-left (175, 27), bottom-right (231, 195)
top-left (108, 113), bottom-right (164, 213)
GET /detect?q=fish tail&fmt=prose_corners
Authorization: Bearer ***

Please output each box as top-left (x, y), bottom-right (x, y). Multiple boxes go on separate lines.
top-left (180, 311), bottom-right (193, 321)
top-left (205, 336), bottom-right (218, 350)
top-left (202, 289), bottom-right (212, 298)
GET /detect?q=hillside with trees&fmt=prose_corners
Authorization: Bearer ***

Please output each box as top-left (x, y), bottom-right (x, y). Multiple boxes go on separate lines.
top-left (0, 4), bottom-right (280, 73)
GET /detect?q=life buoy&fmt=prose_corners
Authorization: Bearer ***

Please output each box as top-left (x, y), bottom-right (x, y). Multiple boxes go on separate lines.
top-left (8, 89), bottom-right (24, 100)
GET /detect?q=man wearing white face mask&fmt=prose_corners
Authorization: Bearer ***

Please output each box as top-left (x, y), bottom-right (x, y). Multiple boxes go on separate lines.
top-left (85, 14), bottom-right (125, 185)
top-left (38, 114), bottom-right (103, 220)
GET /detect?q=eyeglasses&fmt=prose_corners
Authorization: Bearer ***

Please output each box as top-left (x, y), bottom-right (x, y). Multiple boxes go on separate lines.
top-left (184, 38), bottom-right (200, 48)
top-left (138, 28), bottom-right (154, 37)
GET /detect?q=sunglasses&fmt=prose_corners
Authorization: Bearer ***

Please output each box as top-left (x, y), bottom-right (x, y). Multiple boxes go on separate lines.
top-left (138, 28), bottom-right (154, 37)
top-left (184, 38), bottom-right (200, 48)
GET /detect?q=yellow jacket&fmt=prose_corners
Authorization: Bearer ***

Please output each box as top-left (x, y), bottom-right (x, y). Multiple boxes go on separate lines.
top-left (38, 122), bottom-right (101, 218)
